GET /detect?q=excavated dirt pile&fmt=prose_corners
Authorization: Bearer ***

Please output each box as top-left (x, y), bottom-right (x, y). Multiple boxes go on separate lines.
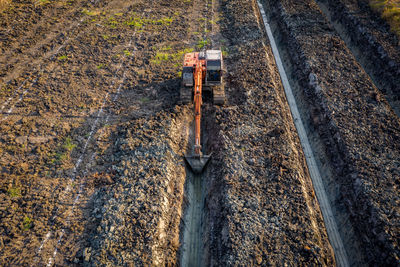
top-left (262, 0), bottom-right (400, 264)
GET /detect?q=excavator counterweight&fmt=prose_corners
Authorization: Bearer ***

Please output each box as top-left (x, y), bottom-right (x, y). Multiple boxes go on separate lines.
top-left (180, 50), bottom-right (225, 173)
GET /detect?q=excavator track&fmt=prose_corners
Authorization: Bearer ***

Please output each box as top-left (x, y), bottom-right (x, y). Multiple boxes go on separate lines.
top-left (180, 86), bottom-right (192, 104)
top-left (212, 83), bottom-right (225, 105)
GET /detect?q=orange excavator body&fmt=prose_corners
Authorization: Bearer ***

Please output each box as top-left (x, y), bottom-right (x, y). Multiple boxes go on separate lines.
top-left (183, 52), bottom-right (211, 173)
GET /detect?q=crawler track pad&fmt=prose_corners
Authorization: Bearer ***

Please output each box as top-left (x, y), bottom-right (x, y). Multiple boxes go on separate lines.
top-left (185, 154), bottom-right (211, 174)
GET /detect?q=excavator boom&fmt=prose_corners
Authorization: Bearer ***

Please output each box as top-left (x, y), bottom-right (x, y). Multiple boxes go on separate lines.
top-left (185, 59), bottom-right (211, 173)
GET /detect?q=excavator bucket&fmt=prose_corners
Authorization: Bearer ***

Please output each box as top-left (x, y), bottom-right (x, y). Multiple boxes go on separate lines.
top-left (185, 154), bottom-right (211, 174)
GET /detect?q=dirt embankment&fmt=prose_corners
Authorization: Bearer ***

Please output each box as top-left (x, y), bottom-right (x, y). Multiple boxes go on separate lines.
top-left (316, 0), bottom-right (400, 115)
top-left (262, 0), bottom-right (400, 264)
top-left (200, 0), bottom-right (335, 265)
top-left (85, 0), bottom-right (202, 265)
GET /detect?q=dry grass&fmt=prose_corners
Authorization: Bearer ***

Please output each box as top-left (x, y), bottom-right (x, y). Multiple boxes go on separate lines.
top-left (0, 0), bottom-right (11, 12)
top-left (370, 0), bottom-right (400, 36)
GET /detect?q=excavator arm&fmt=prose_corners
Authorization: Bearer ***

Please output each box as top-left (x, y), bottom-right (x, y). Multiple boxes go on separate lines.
top-left (185, 60), bottom-right (211, 173)
top-left (193, 61), bottom-right (203, 156)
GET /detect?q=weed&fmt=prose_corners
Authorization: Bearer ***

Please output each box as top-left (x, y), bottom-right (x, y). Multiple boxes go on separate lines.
top-left (150, 47), bottom-right (194, 65)
top-left (370, 0), bottom-right (400, 36)
top-left (196, 39), bottom-right (208, 49)
top-left (7, 187), bottom-right (21, 198)
top-left (82, 9), bottom-right (100, 16)
top-left (108, 16), bottom-right (118, 28)
top-left (23, 216), bottom-right (33, 230)
top-left (63, 137), bottom-right (76, 152)
top-left (125, 18), bottom-right (143, 28)
top-left (221, 46), bottom-right (229, 57)
top-left (123, 50), bottom-right (132, 57)
top-left (58, 55), bottom-right (68, 61)
top-left (97, 63), bottom-right (106, 69)
top-left (125, 13), bottom-right (175, 29)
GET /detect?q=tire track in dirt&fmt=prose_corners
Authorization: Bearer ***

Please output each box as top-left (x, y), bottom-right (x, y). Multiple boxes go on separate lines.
top-left (33, 32), bottom-right (138, 265)
top-left (0, 0), bottom-right (132, 117)
top-left (0, 0), bottom-right (108, 85)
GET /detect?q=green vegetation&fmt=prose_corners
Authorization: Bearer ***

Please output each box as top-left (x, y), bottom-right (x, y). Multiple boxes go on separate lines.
top-left (151, 47), bottom-right (194, 65)
top-left (7, 187), bottom-right (21, 198)
top-left (108, 16), bottom-right (118, 28)
top-left (50, 137), bottom-right (76, 165)
top-left (221, 46), bottom-right (229, 57)
top-left (125, 12), bottom-right (175, 29)
top-left (196, 39), bottom-right (208, 49)
top-left (123, 50), bottom-right (132, 57)
top-left (63, 137), bottom-right (76, 151)
top-left (57, 55), bottom-right (68, 61)
top-left (82, 9), bottom-right (100, 16)
top-left (370, 0), bottom-right (400, 36)
top-left (23, 216), bottom-right (33, 230)
top-left (97, 63), bottom-right (106, 69)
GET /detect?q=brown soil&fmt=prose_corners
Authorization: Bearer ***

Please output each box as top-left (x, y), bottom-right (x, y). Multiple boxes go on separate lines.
top-left (262, 0), bottom-right (400, 264)
top-left (0, 0), bottom-right (398, 266)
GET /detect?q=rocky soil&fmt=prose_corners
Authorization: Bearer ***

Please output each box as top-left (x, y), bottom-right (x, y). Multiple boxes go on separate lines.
top-left (0, 0), bottom-right (399, 266)
top-left (200, 0), bottom-right (335, 265)
top-left (316, 0), bottom-right (400, 115)
top-left (262, 0), bottom-right (400, 264)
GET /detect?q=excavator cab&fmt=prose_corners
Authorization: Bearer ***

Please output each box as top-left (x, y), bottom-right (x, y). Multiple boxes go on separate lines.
top-left (205, 50), bottom-right (222, 85)
top-left (180, 50), bottom-right (225, 105)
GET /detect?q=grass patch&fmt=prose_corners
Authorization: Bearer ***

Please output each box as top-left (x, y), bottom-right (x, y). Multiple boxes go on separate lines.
top-left (97, 63), bottom-right (106, 69)
top-left (123, 50), bottom-right (132, 57)
top-left (63, 137), bottom-right (76, 151)
top-left (151, 47), bottom-right (194, 65)
top-left (221, 46), bottom-right (229, 57)
top-left (7, 187), bottom-right (21, 198)
top-left (370, 0), bottom-right (400, 36)
top-left (196, 39), bottom-right (209, 49)
top-left (82, 9), bottom-right (100, 16)
top-left (124, 12), bottom-right (175, 29)
top-left (23, 216), bottom-right (33, 230)
top-left (57, 55), bottom-right (68, 61)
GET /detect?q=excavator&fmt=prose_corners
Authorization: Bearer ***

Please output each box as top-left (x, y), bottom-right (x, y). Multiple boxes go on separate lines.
top-left (180, 50), bottom-right (225, 173)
